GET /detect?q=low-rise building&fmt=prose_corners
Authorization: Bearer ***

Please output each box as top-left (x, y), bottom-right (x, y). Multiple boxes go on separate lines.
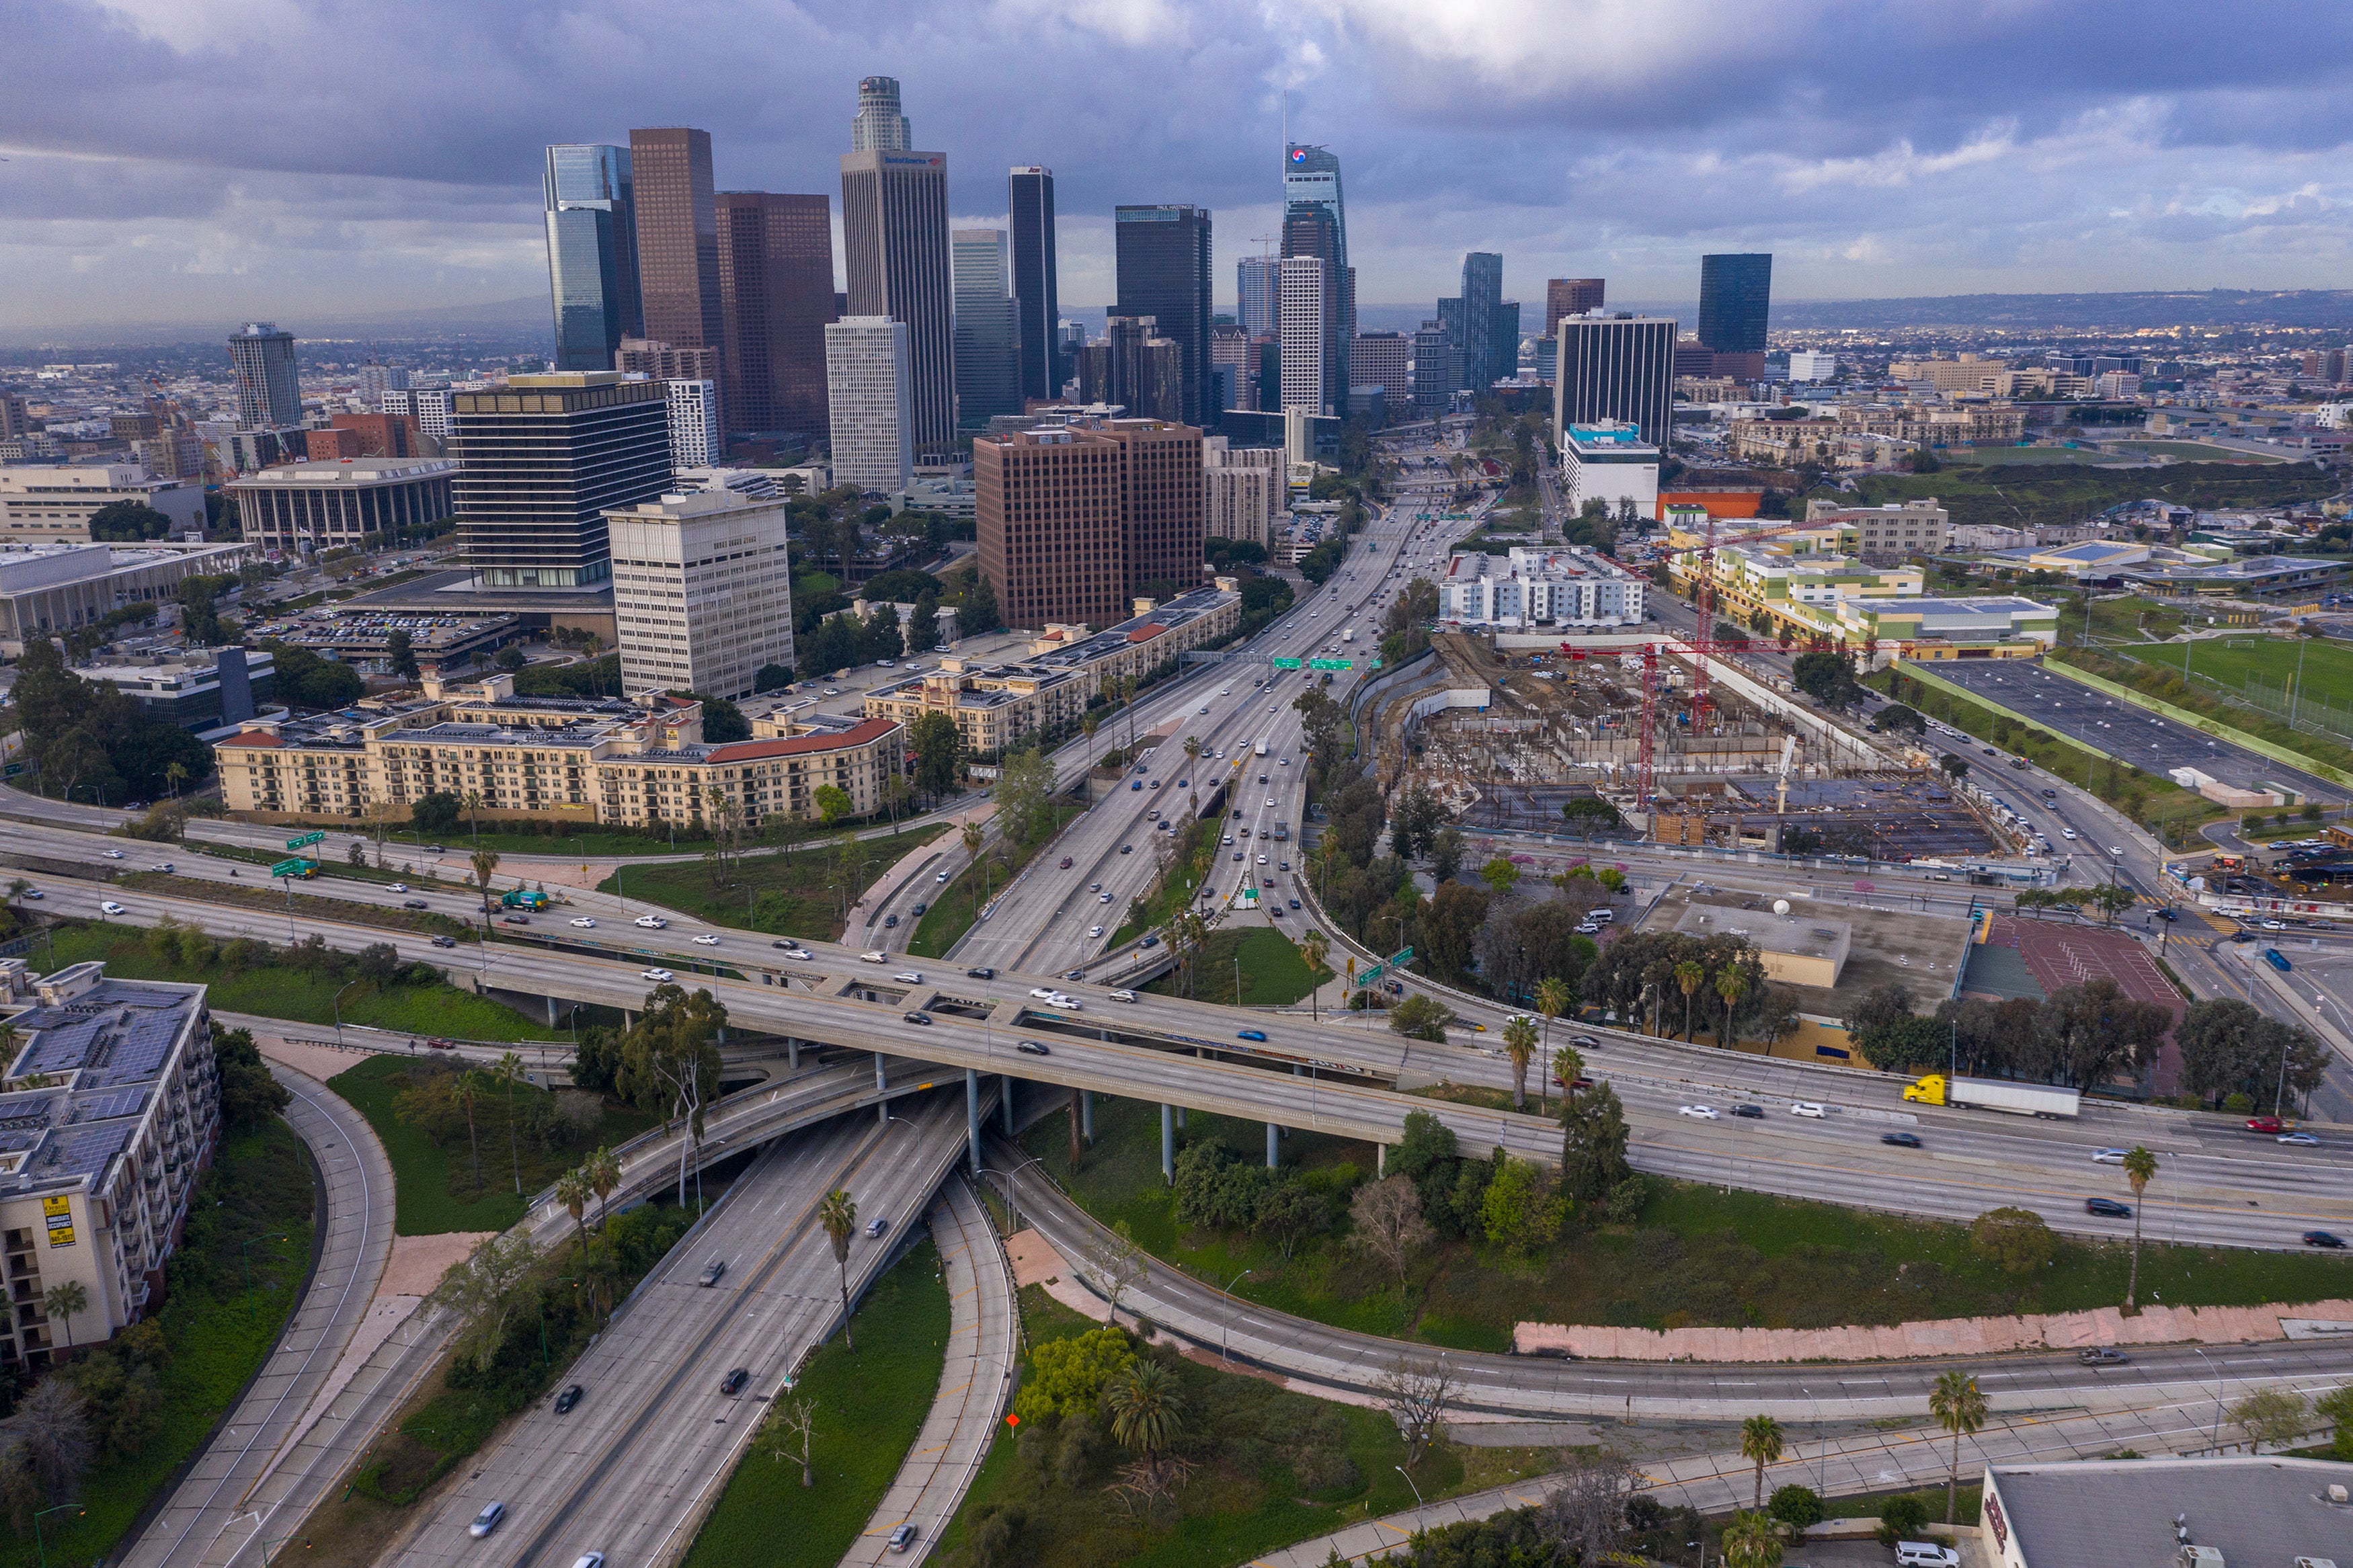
top-left (1560, 422), bottom-right (1659, 518)
top-left (1980, 1456), bottom-right (2353, 1567)
top-left (79, 646), bottom-right (276, 730)
top-left (1830, 594), bottom-right (2060, 654)
top-left (1804, 497), bottom-right (1952, 561)
top-left (0, 465), bottom-right (206, 542)
top-left (1439, 546), bottom-right (1646, 628)
top-left (2118, 552), bottom-right (2350, 600)
top-left (0, 540), bottom-right (255, 655)
top-left (245, 609), bottom-right (520, 675)
top-left (228, 457), bottom-right (458, 556)
top-left (0, 964), bottom-right (217, 1367)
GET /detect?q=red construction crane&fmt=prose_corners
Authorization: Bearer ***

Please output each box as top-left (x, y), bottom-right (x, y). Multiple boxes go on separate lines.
top-left (1679, 514), bottom-right (1844, 721)
top-left (1557, 635), bottom-right (1769, 811)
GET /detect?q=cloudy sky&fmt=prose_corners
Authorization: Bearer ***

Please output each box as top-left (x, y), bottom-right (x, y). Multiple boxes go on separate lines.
top-left (6, 0), bottom-right (2352, 333)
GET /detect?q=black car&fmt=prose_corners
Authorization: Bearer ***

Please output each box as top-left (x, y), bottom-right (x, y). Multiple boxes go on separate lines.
top-left (1016, 1040), bottom-right (1049, 1056)
top-left (910, 902), bottom-right (928, 917)
top-left (966, 966), bottom-right (997, 979)
top-left (403, 899), bottom-right (430, 910)
top-left (2305, 1230), bottom-right (2348, 1249)
top-left (1730, 1104), bottom-right (1764, 1120)
top-left (903, 1010), bottom-right (932, 1026)
top-left (2085, 1198), bottom-right (2132, 1218)
top-left (2078, 1347), bottom-right (2130, 1366)
top-left (721, 1368), bottom-right (750, 1396)
top-left (431, 935), bottom-right (458, 948)
top-left (555, 1383), bottom-right (584, 1413)
top-left (1880, 1132), bottom-right (1923, 1149)
top-left (502, 913), bottom-right (530, 925)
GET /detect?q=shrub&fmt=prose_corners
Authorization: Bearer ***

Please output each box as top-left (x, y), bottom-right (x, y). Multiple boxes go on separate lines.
top-left (1768, 1483), bottom-right (1823, 1528)
top-left (1011, 1327), bottom-right (1134, 1424)
top-left (1876, 1491), bottom-right (1931, 1545)
top-left (1970, 1206), bottom-right (2057, 1274)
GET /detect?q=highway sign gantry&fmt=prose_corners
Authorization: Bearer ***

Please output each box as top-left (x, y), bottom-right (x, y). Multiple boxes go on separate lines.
top-left (286, 831), bottom-right (326, 850)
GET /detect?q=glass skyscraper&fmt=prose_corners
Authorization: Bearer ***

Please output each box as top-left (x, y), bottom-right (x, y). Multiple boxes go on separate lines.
top-left (1698, 253), bottom-right (1773, 355)
top-left (544, 145), bottom-right (641, 372)
top-left (953, 228), bottom-right (1023, 426)
top-left (1283, 144), bottom-right (1351, 403)
top-left (1113, 204), bottom-right (1213, 427)
top-left (1460, 251), bottom-right (1503, 393)
top-left (1010, 167), bottom-right (1060, 404)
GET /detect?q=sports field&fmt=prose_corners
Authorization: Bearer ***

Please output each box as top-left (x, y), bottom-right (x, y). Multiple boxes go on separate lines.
top-left (2178, 634), bottom-right (2353, 697)
top-left (1940, 444), bottom-right (2136, 467)
top-left (2106, 440), bottom-right (2288, 464)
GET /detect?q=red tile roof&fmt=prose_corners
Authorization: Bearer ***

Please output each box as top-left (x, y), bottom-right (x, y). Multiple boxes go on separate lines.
top-left (221, 729), bottom-right (282, 747)
top-left (708, 718), bottom-right (899, 763)
top-left (1126, 622), bottom-right (1166, 643)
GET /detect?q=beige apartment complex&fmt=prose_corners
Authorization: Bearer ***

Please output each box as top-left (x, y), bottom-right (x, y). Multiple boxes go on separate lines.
top-left (214, 673), bottom-right (904, 828)
top-left (1802, 497), bottom-right (1952, 559)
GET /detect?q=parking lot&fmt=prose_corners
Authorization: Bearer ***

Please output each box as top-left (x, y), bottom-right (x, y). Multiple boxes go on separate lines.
top-left (1925, 661), bottom-right (2340, 804)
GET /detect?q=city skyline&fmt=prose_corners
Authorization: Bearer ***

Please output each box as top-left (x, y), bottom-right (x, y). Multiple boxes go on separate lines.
top-left (9, 3), bottom-right (2353, 329)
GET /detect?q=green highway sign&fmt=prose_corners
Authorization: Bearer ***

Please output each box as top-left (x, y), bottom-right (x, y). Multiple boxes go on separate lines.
top-left (1357, 946), bottom-right (1415, 986)
top-left (286, 831), bottom-right (325, 850)
top-left (270, 858), bottom-right (310, 878)
top-left (1271, 657), bottom-right (1303, 670)
top-left (1309, 658), bottom-right (1350, 671)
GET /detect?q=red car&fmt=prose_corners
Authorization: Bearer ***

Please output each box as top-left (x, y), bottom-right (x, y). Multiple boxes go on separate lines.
top-left (2246, 1115), bottom-right (2286, 1134)
top-left (1059, 856), bottom-right (1074, 870)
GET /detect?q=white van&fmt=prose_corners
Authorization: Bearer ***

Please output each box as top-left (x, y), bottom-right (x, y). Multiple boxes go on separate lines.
top-left (1895, 1545), bottom-right (1958, 1568)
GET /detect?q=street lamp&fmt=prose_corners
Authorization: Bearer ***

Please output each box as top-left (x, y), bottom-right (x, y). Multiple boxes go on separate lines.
top-left (31, 1503), bottom-right (83, 1568)
top-left (1218, 1266), bottom-right (1253, 1362)
top-left (1394, 1464), bottom-right (1425, 1509)
top-left (2193, 1346), bottom-right (2226, 1450)
top-left (331, 977), bottom-right (364, 1049)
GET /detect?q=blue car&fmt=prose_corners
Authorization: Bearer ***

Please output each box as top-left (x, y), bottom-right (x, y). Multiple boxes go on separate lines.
top-left (1237, 1029), bottom-right (1267, 1042)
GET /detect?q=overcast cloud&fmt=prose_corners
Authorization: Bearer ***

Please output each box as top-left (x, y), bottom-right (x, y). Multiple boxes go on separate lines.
top-left (3, 0), bottom-right (2351, 331)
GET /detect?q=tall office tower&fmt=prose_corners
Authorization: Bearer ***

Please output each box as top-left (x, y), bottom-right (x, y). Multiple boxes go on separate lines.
top-left (1697, 253), bottom-right (1772, 356)
top-left (630, 128), bottom-right (723, 367)
top-left (715, 192), bottom-right (836, 434)
top-left (543, 144), bottom-right (643, 371)
top-left (975, 417), bottom-right (1203, 629)
top-left (825, 317), bottom-right (914, 493)
top-left (1554, 315), bottom-right (1676, 448)
top-left (1545, 278), bottom-right (1605, 337)
top-left (607, 487), bottom-right (795, 700)
top-left (449, 371), bottom-right (671, 588)
top-left (1284, 143), bottom-right (1351, 397)
top-left (1009, 167), bottom-right (1060, 404)
top-left (1460, 252), bottom-right (1503, 392)
top-left (1078, 317), bottom-right (1180, 419)
top-left (665, 378), bottom-right (722, 468)
top-left (1494, 301), bottom-right (1521, 381)
top-left (1282, 202), bottom-right (1347, 416)
top-left (1237, 256), bottom-right (1279, 338)
top-left (226, 323), bottom-right (301, 430)
top-left (952, 228), bottom-right (1023, 426)
top-left (852, 75), bottom-right (912, 153)
top-left (841, 144), bottom-right (955, 455)
top-left (1278, 257), bottom-right (1330, 415)
top-left (1410, 321), bottom-right (1456, 413)
top-left (1209, 324), bottom-right (1255, 410)
top-left (358, 362), bottom-right (411, 401)
top-left (1352, 331), bottom-right (1410, 419)
top-left (1113, 204), bottom-right (1213, 426)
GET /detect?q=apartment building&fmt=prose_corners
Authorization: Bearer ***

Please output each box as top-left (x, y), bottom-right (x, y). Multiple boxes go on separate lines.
top-left (213, 673), bottom-right (904, 828)
top-left (0, 964), bottom-right (217, 1366)
top-left (1439, 546), bottom-right (1646, 628)
top-left (1803, 497), bottom-right (1952, 560)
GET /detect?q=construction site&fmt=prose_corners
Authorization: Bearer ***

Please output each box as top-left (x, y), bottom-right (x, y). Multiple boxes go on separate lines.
top-left (1362, 629), bottom-right (2001, 861)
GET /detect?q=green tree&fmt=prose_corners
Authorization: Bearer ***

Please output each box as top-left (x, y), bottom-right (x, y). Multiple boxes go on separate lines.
top-left (1501, 1013), bottom-right (1538, 1109)
top-left (754, 661), bottom-right (793, 693)
top-left (2121, 1145), bottom-right (2157, 1311)
top-left (556, 1167), bottom-right (592, 1264)
top-left (2229, 1387), bottom-right (2309, 1453)
top-left (908, 710), bottom-right (963, 801)
top-left (1388, 992), bottom-right (1455, 1042)
top-left (1476, 857), bottom-right (1521, 897)
top-left (42, 1280), bottom-right (89, 1350)
top-left (1105, 1358), bottom-right (1185, 1463)
top-left (1970, 1206), bottom-right (2055, 1273)
top-left (991, 747), bottom-right (1058, 843)
top-left (905, 592), bottom-right (940, 654)
top-left (493, 1050), bottom-right (528, 1194)
top-left (1929, 1370), bottom-right (1987, 1524)
top-left (1479, 1155), bottom-right (1564, 1253)
top-left (1721, 1511), bottom-right (1783, 1568)
top-left (1674, 959), bottom-right (1706, 1042)
top-left (817, 1187), bottom-right (859, 1351)
top-left (87, 500), bottom-right (177, 540)
top-left (1560, 1082), bottom-right (1630, 1202)
top-left (1011, 1327), bottom-right (1134, 1423)
top-left (614, 983), bottom-right (727, 1204)
top-left (384, 628), bottom-right (418, 678)
top-left (1740, 1413), bottom-right (1784, 1511)
top-left (471, 846), bottom-right (501, 923)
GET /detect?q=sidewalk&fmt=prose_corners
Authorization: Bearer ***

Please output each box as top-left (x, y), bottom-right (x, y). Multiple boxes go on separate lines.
top-left (839, 1177), bottom-right (1019, 1565)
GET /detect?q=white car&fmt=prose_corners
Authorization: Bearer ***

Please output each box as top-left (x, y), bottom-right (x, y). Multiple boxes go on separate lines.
top-left (387, 882), bottom-right (408, 893)
top-left (1678, 1104), bottom-right (1720, 1120)
top-left (1220, 687), bottom-right (1231, 695)
top-left (692, 934), bottom-right (721, 946)
top-left (1257, 855), bottom-right (1269, 865)
top-left (1029, 987), bottom-right (1058, 1000)
top-left (860, 950), bottom-right (887, 964)
top-left (103, 849), bottom-right (125, 860)
top-left (779, 947), bottom-right (813, 960)
top-left (1199, 705), bottom-right (1210, 714)
top-left (936, 868), bottom-right (951, 882)
top-left (893, 971), bottom-right (922, 983)
top-left (1265, 798), bottom-right (1276, 807)
top-left (101, 900), bottom-right (126, 915)
top-left (1088, 924), bottom-right (1104, 938)
top-left (634, 915), bottom-right (667, 929)
top-left (1098, 892), bottom-right (1112, 903)
top-left (570, 917), bottom-right (597, 929)
top-left (2061, 829), bottom-right (2078, 840)
top-left (641, 968), bottom-right (674, 983)
top-left (2091, 1147), bottom-right (2128, 1164)
top-left (1894, 1545), bottom-right (1958, 1568)
top-left (1108, 989), bottom-right (1138, 1003)
top-left (1789, 1101), bottom-right (1827, 1118)
top-left (823, 688), bottom-right (840, 696)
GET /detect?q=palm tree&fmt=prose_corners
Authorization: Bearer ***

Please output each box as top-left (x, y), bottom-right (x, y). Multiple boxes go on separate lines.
top-left (1674, 960), bottom-right (1706, 1042)
top-left (1533, 977), bottom-right (1571, 1110)
top-left (1301, 930), bottom-right (1329, 1022)
top-left (586, 1145), bottom-right (622, 1239)
top-left (471, 846), bottom-right (502, 924)
top-left (1551, 1043), bottom-right (1585, 1110)
top-left (462, 788), bottom-right (483, 845)
top-left (1105, 1358), bottom-right (1187, 1488)
top-left (1713, 964), bottom-right (1751, 1050)
top-left (1739, 1413), bottom-right (1784, 1511)
top-left (493, 1050), bottom-right (526, 1194)
top-left (456, 1068), bottom-right (485, 1195)
top-left (42, 1280), bottom-right (87, 1350)
top-left (1929, 1369), bottom-right (1987, 1524)
top-left (1501, 1014), bottom-right (1538, 1110)
top-left (2122, 1145), bottom-right (2158, 1313)
top-left (556, 1168), bottom-right (592, 1263)
top-left (817, 1188), bottom-right (859, 1351)
top-left (164, 759), bottom-right (188, 804)
top-left (1720, 1510), bottom-right (1783, 1568)
top-left (1182, 735), bottom-right (1203, 817)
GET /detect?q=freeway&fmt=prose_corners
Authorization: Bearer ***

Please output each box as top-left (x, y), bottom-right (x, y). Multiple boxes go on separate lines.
top-left (23, 869), bottom-right (2353, 1252)
top-left (389, 1090), bottom-right (974, 1568)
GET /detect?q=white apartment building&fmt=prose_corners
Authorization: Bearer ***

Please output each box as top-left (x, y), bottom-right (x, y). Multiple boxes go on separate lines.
top-left (1278, 257), bottom-right (1328, 415)
top-left (1202, 436), bottom-right (1283, 548)
top-left (607, 489), bottom-right (797, 700)
top-left (826, 317), bottom-right (914, 493)
top-left (0, 465), bottom-right (206, 542)
top-left (383, 385), bottom-right (458, 444)
top-left (1439, 546), bottom-right (1646, 628)
top-left (664, 379), bottom-right (722, 469)
top-left (1787, 350), bottom-right (1838, 382)
top-left (1560, 422), bottom-right (1659, 518)
top-left (1803, 497), bottom-right (1952, 560)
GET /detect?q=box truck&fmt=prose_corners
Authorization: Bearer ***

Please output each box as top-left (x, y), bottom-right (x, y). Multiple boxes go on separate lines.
top-left (1903, 1074), bottom-right (2080, 1119)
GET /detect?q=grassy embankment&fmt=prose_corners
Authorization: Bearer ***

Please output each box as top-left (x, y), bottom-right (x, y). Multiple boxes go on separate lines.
top-left (116, 870), bottom-right (478, 941)
top-left (1843, 460), bottom-right (2335, 532)
top-left (1027, 1096), bottom-right (2353, 1356)
top-left (598, 823), bottom-right (950, 939)
top-left (1145, 927), bottom-right (1332, 1007)
top-left (908, 802), bottom-right (1082, 959)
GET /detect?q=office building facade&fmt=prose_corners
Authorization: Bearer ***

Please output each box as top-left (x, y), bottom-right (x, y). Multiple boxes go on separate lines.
top-left (840, 148), bottom-right (955, 456)
top-left (953, 228), bottom-right (1023, 427)
top-left (1283, 144), bottom-right (1351, 401)
top-left (1554, 315), bottom-right (1676, 448)
top-left (1210, 325), bottom-right (1257, 411)
top-left (1352, 331), bottom-right (1411, 419)
top-left (1279, 257), bottom-right (1330, 415)
top-left (629, 128), bottom-right (724, 358)
top-left (1281, 203), bottom-right (1347, 417)
top-left (826, 317), bottom-right (914, 493)
top-left (1459, 252), bottom-right (1503, 393)
top-left (852, 75), bottom-right (912, 153)
top-left (1412, 321), bottom-right (1459, 413)
top-left (1697, 253), bottom-right (1772, 356)
top-left (715, 191), bottom-right (835, 434)
top-left (1545, 279), bottom-right (1605, 336)
top-left (1009, 167), bottom-right (1060, 405)
top-left (231, 458), bottom-right (458, 554)
top-left (543, 143), bottom-right (643, 371)
top-left (450, 372), bottom-right (672, 589)
top-left (226, 323), bottom-right (301, 430)
top-left (1113, 204), bottom-right (1213, 427)
top-left (608, 487), bottom-right (795, 698)
top-left (0, 466), bottom-right (206, 542)
top-left (975, 418), bottom-right (1204, 629)
top-left (1237, 256), bottom-right (1279, 338)
top-left (664, 379), bottom-right (722, 468)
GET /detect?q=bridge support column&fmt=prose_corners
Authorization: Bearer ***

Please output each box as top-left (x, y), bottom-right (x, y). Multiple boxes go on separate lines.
top-left (1376, 1143), bottom-right (1386, 1178)
top-left (788, 1038), bottom-right (800, 1072)
top-left (966, 1069), bottom-right (980, 1175)
top-left (1176, 1106), bottom-right (1185, 1130)
top-left (1161, 1104), bottom-right (1174, 1185)
top-left (1266, 1120), bottom-right (1279, 1169)
top-left (1081, 1089), bottom-right (1093, 1143)
top-left (1002, 1075), bottom-right (1016, 1134)
top-left (547, 995), bottom-right (559, 1026)
top-left (876, 1053), bottom-right (888, 1123)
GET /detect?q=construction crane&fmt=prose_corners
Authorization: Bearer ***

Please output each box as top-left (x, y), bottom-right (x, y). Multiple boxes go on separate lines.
top-left (1675, 514), bottom-right (1847, 721)
top-left (1556, 634), bottom-right (1771, 811)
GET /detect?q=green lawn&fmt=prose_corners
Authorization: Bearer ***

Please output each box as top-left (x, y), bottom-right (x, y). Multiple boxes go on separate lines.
top-left (1843, 460), bottom-right (2334, 533)
top-left (0, 1121), bottom-right (315, 1568)
top-left (2174, 634), bottom-right (2353, 698)
top-left (1027, 1096), bottom-right (2353, 1356)
top-left (598, 824), bottom-right (949, 940)
top-left (684, 1239), bottom-right (949, 1568)
top-left (909, 804), bottom-right (1080, 959)
top-left (192, 839), bottom-right (467, 890)
top-left (1146, 927), bottom-right (1331, 1007)
top-left (328, 1054), bottom-right (653, 1235)
top-left (1937, 446), bottom-right (2135, 467)
top-left (39, 921), bottom-right (565, 1041)
top-left (117, 871), bottom-right (477, 942)
top-left (2106, 441), bottom-right (2287, 464)
top-left (1111, 818), bottom-right (1220, 945)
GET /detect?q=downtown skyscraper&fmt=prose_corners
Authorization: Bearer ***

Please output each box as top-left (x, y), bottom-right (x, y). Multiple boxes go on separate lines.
top-left (1010, 167), bottom-right (1060, 404)
top-left (1281, 144), bottom-right (1351, 415)
top-left (226, 322), bottom-right (301, 430)
top-left (953, 228), bottom-right (1022, 426)
top-left (1459, 251), bottom-right (1503, 394)
top-left (841, 81), bottom-right (955, 456)
top-left (715, 192), bottom-right (836, 434)
top-left (1113, 204), bottom-right (1213, 427)
top-left (543, 144), bottom-right (642, 371)
top-left (1698, 253), bottom-right (1773, 371)
top-left (629, 128), bottom-right (723, 362)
